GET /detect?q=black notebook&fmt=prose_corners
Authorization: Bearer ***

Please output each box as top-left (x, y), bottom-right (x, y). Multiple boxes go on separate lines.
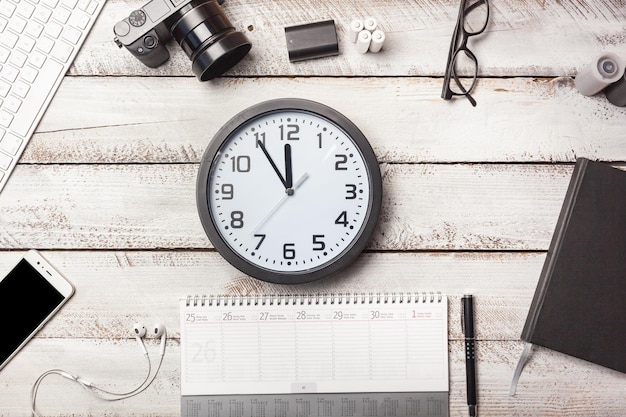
top-left (520, 158), bottom-right (626, 373)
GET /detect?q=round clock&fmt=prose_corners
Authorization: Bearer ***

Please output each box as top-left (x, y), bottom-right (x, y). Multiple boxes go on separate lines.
top-left (196, 98), bottom-right (382, 284)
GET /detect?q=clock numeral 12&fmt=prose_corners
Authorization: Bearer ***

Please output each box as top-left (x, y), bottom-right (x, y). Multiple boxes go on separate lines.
top-left (280, 124), bottom-right (300, 141)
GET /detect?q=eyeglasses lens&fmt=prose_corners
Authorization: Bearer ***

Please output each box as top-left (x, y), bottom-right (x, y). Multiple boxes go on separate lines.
top-left (449, 0), bottom-right (489, 95)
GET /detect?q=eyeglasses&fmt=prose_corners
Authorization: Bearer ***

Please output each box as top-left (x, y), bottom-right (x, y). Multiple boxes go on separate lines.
top-left (441, 0), bottom-right (490, 107)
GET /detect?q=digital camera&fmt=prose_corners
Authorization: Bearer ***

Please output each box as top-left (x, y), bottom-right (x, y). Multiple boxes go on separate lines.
top-left (113, 0), bottom-right (251, 81)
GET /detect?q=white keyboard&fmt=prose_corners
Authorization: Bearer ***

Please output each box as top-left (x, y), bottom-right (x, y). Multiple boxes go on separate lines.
top-left (0, 0), bottom-right (104, 193)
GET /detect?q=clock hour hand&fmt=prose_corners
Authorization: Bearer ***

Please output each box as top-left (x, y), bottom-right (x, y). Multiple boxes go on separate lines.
top-left (257, 140), bottom-right (293, 194)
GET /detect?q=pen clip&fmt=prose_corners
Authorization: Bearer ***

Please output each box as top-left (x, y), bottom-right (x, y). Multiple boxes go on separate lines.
top-left (460, 299), bottom-right (466, 335)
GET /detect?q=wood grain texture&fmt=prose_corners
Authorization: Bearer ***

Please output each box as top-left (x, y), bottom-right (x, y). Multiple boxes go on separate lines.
top-left (3, 339), bottom-right (625, 416)
top-left (17, 77), bottom-right (626, 164)
top-left (1, 0), bottom-right (626, 415)
top-left (0, 163), bottom-right (579, 250)
top-left (77, 1), bottom-right (626, 77)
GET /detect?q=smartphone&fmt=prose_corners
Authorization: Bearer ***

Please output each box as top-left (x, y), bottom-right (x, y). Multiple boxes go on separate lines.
top-left (0, 250), bottom-right (74, 371)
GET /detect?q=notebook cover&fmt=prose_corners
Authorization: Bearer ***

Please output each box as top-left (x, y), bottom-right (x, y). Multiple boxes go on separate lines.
top-left (520, 158), bottom-right (626, 373)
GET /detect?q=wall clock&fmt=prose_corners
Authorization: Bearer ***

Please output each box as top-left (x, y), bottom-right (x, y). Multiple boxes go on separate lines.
top-left (196, 98), bottom-right (382, 284)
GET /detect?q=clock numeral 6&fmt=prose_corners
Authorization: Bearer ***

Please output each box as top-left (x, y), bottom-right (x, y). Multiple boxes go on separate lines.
top-left (230, 155), bottom-right (251, 172)
top-left (283, 243), bottom-right (296, 259)
top-left (230, 211), bottom-right (244, 228)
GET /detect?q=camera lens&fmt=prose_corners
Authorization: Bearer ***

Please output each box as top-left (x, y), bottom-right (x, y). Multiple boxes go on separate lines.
top-left (170, 0), bottom-right (251, 81)
top-left (597, 58), bottom-right (617, 77)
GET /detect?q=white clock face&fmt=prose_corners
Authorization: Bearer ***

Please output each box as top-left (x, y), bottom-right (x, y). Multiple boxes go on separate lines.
top-left (197, 101), bottom-right (381, 284)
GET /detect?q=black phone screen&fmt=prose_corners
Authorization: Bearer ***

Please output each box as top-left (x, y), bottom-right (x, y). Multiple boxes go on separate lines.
top-left (0, 259), bottom-right (65, 366)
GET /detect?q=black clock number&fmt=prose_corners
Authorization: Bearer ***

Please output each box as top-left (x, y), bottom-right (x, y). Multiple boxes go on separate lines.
top-left (317, 132), bottom-right (323, 148)
top-left (283, 243), bottom-right (296, 259)
top-left (254, 132), bottom-right (266, 147)
top-left (335, 211), bottom-right (348, 227)
top-left (313, 235), bottom-right (326, 251)
top-left (280, 124), bottom-right (300, 141)
top-left (221, 183), bottom-right (234, 200)
top-left (335, 154), bottom-right (348, 171)
top-left (254, 234), bottom-right (266, 249)
top-left (345, 184), bottom-right (357, 199)
top-left (230, 211), bottom-right (244, 228)
top-left (231, 155), bottom-right (250, 172)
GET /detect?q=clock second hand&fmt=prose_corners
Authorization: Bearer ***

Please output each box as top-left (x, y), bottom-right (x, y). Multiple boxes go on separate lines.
top-left (252, 172), bottom-right (309, 235)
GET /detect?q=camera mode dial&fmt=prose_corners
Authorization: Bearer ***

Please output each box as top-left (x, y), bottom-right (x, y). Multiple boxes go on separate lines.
top-left (129, 10), bottom-right (147, 27)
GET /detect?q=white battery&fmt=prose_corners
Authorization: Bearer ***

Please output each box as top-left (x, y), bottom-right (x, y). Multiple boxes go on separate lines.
top-left (356, 30), bottom-right (371, 54)
top-left (348, 19), bottom-right (364, 43)
top-left (369, 29), bottom-right (385, 53)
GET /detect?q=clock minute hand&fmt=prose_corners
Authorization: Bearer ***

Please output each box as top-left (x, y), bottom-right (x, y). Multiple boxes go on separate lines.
top-left (257, 140), bottom-right (288, 190)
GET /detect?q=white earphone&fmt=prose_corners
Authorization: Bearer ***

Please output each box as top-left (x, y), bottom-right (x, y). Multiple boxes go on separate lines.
top-left (31, 322), bottom-right (167, 417)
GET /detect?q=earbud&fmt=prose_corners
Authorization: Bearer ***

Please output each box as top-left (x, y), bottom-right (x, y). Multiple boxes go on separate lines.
top-left (132, 323), bottom-right (148, 355)
top-left (151, 323), bottom-right (167, 356)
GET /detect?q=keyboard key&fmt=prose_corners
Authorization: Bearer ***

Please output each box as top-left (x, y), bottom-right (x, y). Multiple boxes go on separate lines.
top-left (4, 95), bottom-right (22, 112)
top-left (9, 50), bottom-right (27, 67)
top-left (46, 20), bottom-right (63, 38)
top-left (7, 15), bottom-right (26, 33)
top-left (69, 12), bottom-right (90, 30)
top-left (61, 0), bottom-right (79, 8)
top-left (25, 20), bottom-right (45, 38)
top-left (12, 80), bottom-right (30, 98)
top-left (29, 51), bottom-right (47, 68)
top-left (21, 66), bottom-right (39, 83)
top-left (33, 6), bottom-right (52, 23)
top-left (0, 80), bottom-right (9, 97)
top-left (1, 65), bottom-right (19, 83)
top-left (53, 7), bottom-right (71, 24)
top-left (0, 152), bottom-right (12, 170)
top-left (0, 2), bottom-right (16, 18)
top-left (16, 2), bottom-right (36, 19)
top-left (62, 26), bottom-right (82, 44)
top-left (51, 41), bottom-right (73, 62)
top-left (17, 36), bottom-right (37, 54)
top-left (0, 47), bottom-right (9, 63)
top-left (0, 133), bottom-right (22, 155)
top-left (1, 31), bottom-right (19, 49)
top-left (37, 37), bottom-right (55, 54)
top-left (0, 110), bottom-right (14, 128)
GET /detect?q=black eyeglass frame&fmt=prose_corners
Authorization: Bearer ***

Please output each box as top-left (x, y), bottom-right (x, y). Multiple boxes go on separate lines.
top-left (441, 0), bottom-right (490, 107)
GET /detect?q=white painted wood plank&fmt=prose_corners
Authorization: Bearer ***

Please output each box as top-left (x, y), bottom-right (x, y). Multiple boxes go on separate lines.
top-left (0, 163), bottom-right (582, 250)
top-left (77, 1), bottom-right (626, 77)
top-left (19, 77), bottom-right (626, 164)
top-left (3, 339), bottom-right (625, 416)
top-left (0, 251), bottom-right (542, 340)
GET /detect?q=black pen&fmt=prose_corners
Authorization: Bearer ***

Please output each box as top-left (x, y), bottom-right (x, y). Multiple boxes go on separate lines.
top-left (462, 294), bottom-right (478, 417)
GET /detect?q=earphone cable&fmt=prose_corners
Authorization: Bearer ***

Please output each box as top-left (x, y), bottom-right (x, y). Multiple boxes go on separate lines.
top-left (30, 351), bottom-right (159, 416)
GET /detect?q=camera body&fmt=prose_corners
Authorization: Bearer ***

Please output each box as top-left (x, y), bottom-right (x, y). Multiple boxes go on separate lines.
top-left (114, 0), bottom-right (251, 81)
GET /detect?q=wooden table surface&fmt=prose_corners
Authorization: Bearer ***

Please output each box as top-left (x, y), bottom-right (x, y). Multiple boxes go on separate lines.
top-left (1, 0), bottom-right (625, 415)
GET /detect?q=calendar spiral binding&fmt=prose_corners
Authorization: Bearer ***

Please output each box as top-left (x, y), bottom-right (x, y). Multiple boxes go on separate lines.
top-left (185, 292), bottom-right (443, 307)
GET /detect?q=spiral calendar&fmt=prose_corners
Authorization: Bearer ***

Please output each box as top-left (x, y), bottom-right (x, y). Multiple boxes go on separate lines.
top-left (180, 293), bottom-right (449, 417)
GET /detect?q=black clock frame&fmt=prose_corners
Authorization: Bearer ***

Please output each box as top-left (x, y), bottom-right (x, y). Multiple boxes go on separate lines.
top-left (196, 98), bottom-right (382, 285)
